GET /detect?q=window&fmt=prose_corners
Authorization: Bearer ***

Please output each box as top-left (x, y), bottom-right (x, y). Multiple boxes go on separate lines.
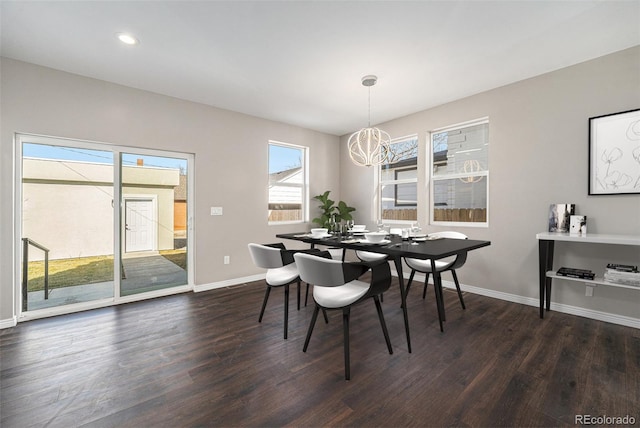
top-left (268, 141), bottom-right (307, 223)
top-left (379, 135), bottom-right (418, 222)
top-left (430, 119), bottom-right (489, 226)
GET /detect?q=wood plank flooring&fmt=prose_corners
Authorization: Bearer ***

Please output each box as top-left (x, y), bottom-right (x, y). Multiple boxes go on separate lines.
top-left (1, 277), bottom-right (638, 427)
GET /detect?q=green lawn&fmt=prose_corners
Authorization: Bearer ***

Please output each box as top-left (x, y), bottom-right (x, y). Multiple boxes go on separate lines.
top-left (25, 250), bottom-right (186, 291)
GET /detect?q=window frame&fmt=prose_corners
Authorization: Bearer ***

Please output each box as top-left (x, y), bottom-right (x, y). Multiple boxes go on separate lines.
top-left (429, 118), bottom-right (489, 228)
top-left (377, 134), bottom-right (419, 225)
top-left (394, 166), bottom-right (418, 207)
top-left (267, 140), bottom-right (308, 225)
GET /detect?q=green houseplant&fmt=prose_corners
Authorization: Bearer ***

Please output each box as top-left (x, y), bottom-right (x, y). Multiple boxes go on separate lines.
top-left (312, 191), bottom-right (356, 228)
top-left (334, 200), bottom-right (356, 223)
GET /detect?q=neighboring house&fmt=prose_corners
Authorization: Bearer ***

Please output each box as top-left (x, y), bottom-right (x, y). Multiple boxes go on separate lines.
top-left (173, 174), bottom-right (187, 236)
top-left (22, 158), bottom-right (180, 260)
top-left (268, 166), bottom-right (302, 221)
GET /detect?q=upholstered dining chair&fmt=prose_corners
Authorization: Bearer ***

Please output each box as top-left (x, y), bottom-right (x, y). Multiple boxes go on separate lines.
top-left (304, 247), bottom-right (345, 306)
top-left (247, 243), bottom-right (315, 339)
top-left (294, 252), bottom-right (393, 380)
top-left (403, 231), bottom-right (469, 319)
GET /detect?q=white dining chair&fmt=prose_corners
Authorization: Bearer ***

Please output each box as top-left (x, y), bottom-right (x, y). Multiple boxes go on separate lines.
top-left (294, 252), bottom-right (393, 380)
top-left (404, 231), bottom-right (469, 310)
top-left (247, 243), bottom-right (305, 339)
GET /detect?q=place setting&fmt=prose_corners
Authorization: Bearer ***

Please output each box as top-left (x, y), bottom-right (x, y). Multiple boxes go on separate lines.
top-left (294, 228), bottom-right (333, 239)
top-left (351, 231), bottom-right (391, 245)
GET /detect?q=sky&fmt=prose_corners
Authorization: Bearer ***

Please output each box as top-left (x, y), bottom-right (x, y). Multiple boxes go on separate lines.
top-left (269, 144), bottom-right (302, 173)
top-left (24, 142), bottom-right (299, 173)
top-left (23, 143), bottom-right (187, 170)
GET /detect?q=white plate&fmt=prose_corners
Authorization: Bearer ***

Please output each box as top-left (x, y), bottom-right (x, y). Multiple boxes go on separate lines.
top-left (359, 239), bottom-right (391, 245)
top-left (413, 236), bottom-right (443, 242)
top-left (352, 230), bottom-right (369, 235)
top-left (310, 233), bottom-right (332, 239)
top-left (411, 233), bottom-right (427, 238)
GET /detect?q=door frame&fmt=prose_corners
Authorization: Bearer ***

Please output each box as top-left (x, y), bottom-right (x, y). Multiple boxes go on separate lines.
top-left (14, 132), bottom-right (195, 322)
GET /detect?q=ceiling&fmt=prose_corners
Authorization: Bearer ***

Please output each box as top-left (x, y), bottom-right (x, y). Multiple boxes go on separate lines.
top-left (1, 1), bottom-right (639, 136)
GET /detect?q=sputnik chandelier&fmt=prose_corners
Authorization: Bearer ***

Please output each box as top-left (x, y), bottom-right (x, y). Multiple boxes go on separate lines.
top-left (348, 75), bottom-right (393, 167)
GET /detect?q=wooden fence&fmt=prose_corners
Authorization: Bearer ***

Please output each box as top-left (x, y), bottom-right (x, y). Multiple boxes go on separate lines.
top-left (269, 207), bottom-right (486, 223)
top-left (433, 208), bottom-right (486, 222)
top-left (382, 209), bottom-right (417, 221)
top-left (268, 210), bottom-right (302, 222)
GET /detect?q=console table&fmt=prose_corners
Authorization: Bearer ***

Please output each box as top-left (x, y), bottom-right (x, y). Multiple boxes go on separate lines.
top-left (537, 232), bottom-right (640, 318)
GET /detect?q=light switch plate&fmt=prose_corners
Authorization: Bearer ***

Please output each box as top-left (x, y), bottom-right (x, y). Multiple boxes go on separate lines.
top-left (211, 206), bottom-right (223, 216)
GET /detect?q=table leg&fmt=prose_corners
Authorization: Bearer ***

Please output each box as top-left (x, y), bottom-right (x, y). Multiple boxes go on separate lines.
top-left (393, 256), bottom-right (412, 353)
top-left (538, 239), bottom-right (555, 318)
top-left (431, 259), bottom-right (445, 332)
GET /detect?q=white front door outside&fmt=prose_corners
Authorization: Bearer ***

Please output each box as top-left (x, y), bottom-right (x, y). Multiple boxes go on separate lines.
top-left (125, 198), bottom-right (155, 253)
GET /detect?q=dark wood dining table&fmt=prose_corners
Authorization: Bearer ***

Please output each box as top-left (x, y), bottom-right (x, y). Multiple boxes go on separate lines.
top-left (276, 232), bottom-right (491, 353)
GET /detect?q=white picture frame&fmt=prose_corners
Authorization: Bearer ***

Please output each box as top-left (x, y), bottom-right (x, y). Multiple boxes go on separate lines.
top-left (589, 108), bottom-right (640, 195)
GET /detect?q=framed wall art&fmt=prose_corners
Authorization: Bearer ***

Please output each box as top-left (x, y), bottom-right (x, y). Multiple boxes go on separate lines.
top-left (589, 108), bottom-right (640, 195)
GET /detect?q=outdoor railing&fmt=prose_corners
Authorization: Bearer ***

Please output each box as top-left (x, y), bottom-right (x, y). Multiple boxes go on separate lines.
top-left (22, 238), bottom-right (50, 311)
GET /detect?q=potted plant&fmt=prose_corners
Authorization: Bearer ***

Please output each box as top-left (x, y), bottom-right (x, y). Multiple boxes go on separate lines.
top-left (334, 200), bottom-right (356, 223)
top-left (312, 191), bottom-right (356, 229)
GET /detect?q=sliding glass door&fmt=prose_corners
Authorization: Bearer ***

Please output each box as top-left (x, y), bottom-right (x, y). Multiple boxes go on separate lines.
top-left (119, 153), bottom-right (189, 296)
top-left (18, 134), bottom-right (192, 315)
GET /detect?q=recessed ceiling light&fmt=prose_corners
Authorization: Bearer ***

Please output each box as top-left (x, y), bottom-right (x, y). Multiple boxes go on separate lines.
top-left (116, 33), bottom-right (139, 45)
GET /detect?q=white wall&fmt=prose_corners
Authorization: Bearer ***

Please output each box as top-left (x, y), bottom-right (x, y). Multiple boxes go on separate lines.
top-left (0, 58), bottom-right (340, 324)
top-left (341, 46), bottom-right (640, 323)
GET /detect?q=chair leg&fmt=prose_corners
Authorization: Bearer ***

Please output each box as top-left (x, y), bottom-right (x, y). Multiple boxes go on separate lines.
top-left (374, 296), bottom-right (393, 355)
top-left (303, 305), bottom-right (320, 352)
top-left (406, 270), bottom-right (416, 295)
top-left (437, 277), bottom-right (446, 321)
top-left (297, 279), bottom-right (301, 311)
top-left (284, 284), bottom-right (289, 339)
top-left (422, 273), bottom-right (430, 299)
top-left (322, 308), bottom-right (329, 324)
top-left (451, 270), bottom-right (466, 309)
top-left (259, 286), bottom-right (271, 322)
top-left (305, 283), bottom-right (310, 306)
top-left (343, 307), bottom-right (351, 381)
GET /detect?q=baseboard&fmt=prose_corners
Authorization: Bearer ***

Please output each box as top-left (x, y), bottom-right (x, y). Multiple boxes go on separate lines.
top-left (194, 273), bottom-right (265, 293)
top-left (0, 316), bottom-right (17, 329)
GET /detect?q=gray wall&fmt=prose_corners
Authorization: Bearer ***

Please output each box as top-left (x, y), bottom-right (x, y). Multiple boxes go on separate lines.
top-left (341, 46), bottom-right (640, 322)
top-left (2, 47), bottom-right (639, 326)
top-left (0, 58), bottom-right (340, 323)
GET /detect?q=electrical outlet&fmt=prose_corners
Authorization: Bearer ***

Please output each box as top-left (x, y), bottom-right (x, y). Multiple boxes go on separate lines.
top-left (585, 285), bottom-right (594, 297)
top-left (224, 256), bottom-right (230, 265)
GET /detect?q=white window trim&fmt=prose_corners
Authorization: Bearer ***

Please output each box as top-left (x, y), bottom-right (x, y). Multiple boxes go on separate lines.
top-left (429, 119), bottom-right (489, 228)
top-left (267, 140), bottom-right (308, 225)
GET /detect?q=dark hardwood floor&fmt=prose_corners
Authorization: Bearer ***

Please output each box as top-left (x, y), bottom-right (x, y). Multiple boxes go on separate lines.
top-left (1, 277), bottom-right (638, 427)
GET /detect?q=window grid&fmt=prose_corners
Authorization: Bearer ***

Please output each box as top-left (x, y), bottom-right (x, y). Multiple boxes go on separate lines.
top-left (430, 120), bottom-right (489, 226)
top-left (379, 135), bottom-right (418, 223)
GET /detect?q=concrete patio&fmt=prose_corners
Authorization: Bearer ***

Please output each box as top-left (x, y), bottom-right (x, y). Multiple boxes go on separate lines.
top-left (26, 254), bottom-right (187, 311)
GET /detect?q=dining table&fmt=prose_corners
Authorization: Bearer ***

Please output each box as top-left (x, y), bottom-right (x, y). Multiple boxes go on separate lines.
top-left (276, 231), bottom-right (491, 353)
